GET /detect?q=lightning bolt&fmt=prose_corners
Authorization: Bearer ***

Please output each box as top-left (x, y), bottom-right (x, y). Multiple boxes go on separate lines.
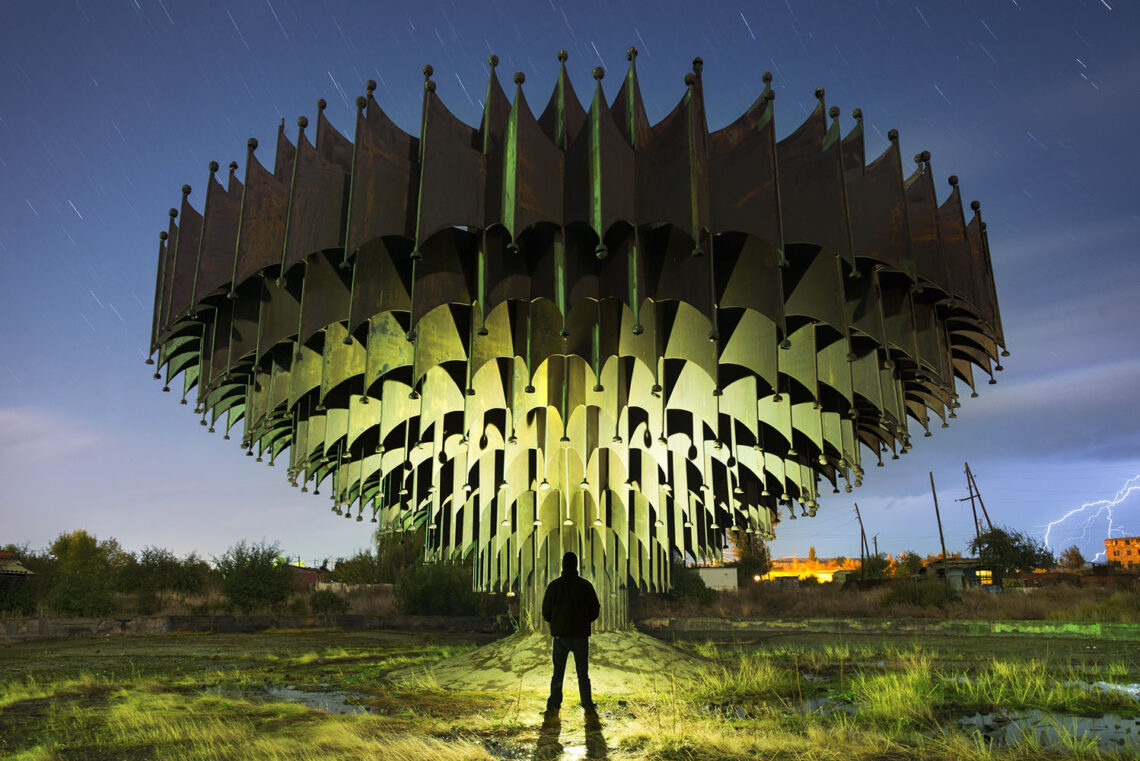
top-left (1044, 474), bottom-right (1140, 561)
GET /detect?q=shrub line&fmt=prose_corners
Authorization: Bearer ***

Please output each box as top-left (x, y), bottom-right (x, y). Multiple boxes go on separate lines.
top-left (637, 616), bottom-right (1140, 641)
top-left (0, 613), bottom-right (513, 640)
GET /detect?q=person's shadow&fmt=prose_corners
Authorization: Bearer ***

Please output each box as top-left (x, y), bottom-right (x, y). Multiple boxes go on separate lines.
top-left (584, 712), bottom-right (609, 760)
top-left (532, 712), bottom-right (563, 761)
top-left (531, 711), bottom-right (609, 761)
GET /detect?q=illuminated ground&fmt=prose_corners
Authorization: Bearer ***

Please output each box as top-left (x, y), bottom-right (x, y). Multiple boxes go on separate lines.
top-left (387, 631), bottom-right (710, 696)
top-left (1, 628), bottom-right (1137, 760)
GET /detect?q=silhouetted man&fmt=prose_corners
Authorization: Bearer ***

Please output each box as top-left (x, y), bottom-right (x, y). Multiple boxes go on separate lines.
top-left (542, 551), bottom-right (600, 715)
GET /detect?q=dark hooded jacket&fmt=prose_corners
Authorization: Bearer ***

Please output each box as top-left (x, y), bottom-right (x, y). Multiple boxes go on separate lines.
top-left (541, 553), bottom-right (601, 638)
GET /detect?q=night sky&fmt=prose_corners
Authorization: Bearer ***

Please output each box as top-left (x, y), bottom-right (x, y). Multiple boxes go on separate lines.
top-left (2, 0), bottom-right (1138, 567)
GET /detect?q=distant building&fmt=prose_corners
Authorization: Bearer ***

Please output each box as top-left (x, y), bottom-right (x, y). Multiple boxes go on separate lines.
top-left (762, 556), bottom-right (859, 584)
top-left (695, 567), bottom-right (737, 590)
top-left (919, 557), bottom-right (987, 590)
top-left (1105, 536), bottom-right (1140, 569)
top-left (0, 550), bottom-right (33, 596)
top-left (285, 563), bottom-right (328, 592)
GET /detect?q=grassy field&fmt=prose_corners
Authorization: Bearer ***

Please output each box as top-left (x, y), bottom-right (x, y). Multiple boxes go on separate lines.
top-left (1, 628), bottom-right (1137, 760)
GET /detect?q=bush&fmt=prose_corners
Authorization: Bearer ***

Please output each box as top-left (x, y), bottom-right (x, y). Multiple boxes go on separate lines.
top-left (214, 541), bottom-right (293, 613)
top-left (310, 590), bottom-right (350, 615)
top-left (395, 562), bottom-right (505, 616)
top-left (880, 581), bottom-right (960, 609)
top-left (666, 564), bottom-right (717, 607)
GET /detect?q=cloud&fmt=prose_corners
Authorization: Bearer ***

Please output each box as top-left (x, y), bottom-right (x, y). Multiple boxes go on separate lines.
top-left (970, 357), bottom-right (1140, 416)
top-left (942, 358), bottom-right (1140, 463)
top-left (0, 407), bottom-right (100, 471)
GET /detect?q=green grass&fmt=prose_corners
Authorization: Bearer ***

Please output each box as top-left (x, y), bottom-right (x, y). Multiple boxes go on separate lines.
top-left (1, 629), bottom-right (1136, 760)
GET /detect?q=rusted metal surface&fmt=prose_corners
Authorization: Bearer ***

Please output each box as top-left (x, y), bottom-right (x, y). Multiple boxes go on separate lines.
top-left (147, 52), bottom-right (1007, 619)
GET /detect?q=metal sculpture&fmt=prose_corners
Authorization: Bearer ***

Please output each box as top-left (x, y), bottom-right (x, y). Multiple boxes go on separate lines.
top-left (148, 51), bottom-right (1006, 629)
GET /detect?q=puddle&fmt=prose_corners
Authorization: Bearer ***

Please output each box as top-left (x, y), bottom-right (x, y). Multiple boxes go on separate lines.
top-left (1069, 680), bottom-right (1140, 700)
top-left (791, 693), bottom-right (1140, 751)
top-left (211, 684), bottom-right (371, 715)
top-left (261, 685), bottom-right (369, 714)
top-left (798, 695), bottom-right (856, 716)
top-left (959, 709), bottom-right (1140, 750)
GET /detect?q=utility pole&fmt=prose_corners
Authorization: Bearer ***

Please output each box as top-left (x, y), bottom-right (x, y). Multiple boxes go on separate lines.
top-left (930, 471), bottom-right (951, 588)
top-left (873, 535), bottom-right (878, 556)
top-left (964, 462), bottom-right (993, 531)
top-left (854, 503), bottom-right (869, 578)
top-left (964, 463), bottom-right (981, 540)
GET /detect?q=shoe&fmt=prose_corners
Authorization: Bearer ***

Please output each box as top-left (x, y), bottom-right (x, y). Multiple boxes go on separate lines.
top-left (583, 701), bottom-right (599, 714)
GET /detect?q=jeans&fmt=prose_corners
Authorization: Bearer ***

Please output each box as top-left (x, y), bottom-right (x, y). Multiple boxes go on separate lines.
top-left (547, 636), bottom-right (592, 710)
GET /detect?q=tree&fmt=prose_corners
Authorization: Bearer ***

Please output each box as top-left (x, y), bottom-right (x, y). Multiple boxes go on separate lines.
top-left (893, 550), bottom-right (925, 578)
top-left (726, 529), bottom-right (770, 584)
top-left (861, 552), bottom-right (892, 579)
top-left (47, 530), bottom-right (124, 616)
top-left (807, 546), bottom-right (818, 563)
top-left (969, 526), bottom-right (1054, 586)
top-left (214, 540), bottom-right (293, 613)
top-left (329, 550), bottom-right (387, 585)
top-left (370, 527), bottom-right (427, 583)
top-left (118, 546), bottom-right (212, 613)
top-left (1057, 545), bottom-right (1086, 571)
top-left (394, 561), bottom-right (504, 616)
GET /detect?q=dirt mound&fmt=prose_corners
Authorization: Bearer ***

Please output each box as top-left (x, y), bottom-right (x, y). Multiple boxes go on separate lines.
top-left (386, 631), bottom-right (711, 696)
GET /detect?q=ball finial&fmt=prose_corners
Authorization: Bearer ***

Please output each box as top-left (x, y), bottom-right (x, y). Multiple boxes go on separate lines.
top-left (247, 137), bottom-right (258, 150)
top-left (851, 107), bottom-right (862, 119)
top-left (229, 161), bottom-right (238, 172)
top-left (970, 200), bottom-right (981, 211)
top-left (356, 95), bottom-right (367, 110)
top-left (692, 56), bottom-right (703, 73)
top-left (815, 87), bottom-right (825, 99)
top-left (424, 80), bottom-right (436, 92)
top-left (513, 71), bottom-right (525, 85)
top-left (948, 175), bottom-right (959, 187)
top-left (488, 54), bottom-right (499, 68)
top-left (593, 66), bottom-right (604, 80)
top-left (366, 79), bottom-right (377, 93)
top-left (684, 73), bottom-right (696, 86)
top-left (887, 129), bottom-right (898, 141)
top-left (317, 98), bottom-right (327, 110)
top-left (422, 64), bottom-right (433, 78)
top-left (159, 231), bottom-right (168, 241)
top-left (168, 207), bottom-right (178, 218)
top-left (297, 115), bottom-right (308, 129)
top-left (627, 47), bottom-right (637, 61)
top-left (828, 105), bottom-right (839, 118)
top-left (557, 49), bottom-right (568, 62)
top-left (762, 71), bottom-right (772, 84)
top-left (208, 160), bottom-right (219, 173)
top-left (920, 149), bottom-right (931, 162)
top-left (181, 184), bottom-right (191, 196)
